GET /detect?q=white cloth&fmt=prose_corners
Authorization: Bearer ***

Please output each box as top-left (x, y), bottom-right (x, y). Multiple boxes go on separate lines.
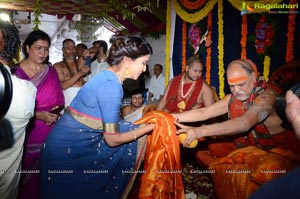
top-left (85, 59), bottom-right (109, 81)
top-left (0, 65), bottom-right (36, 199)
top-left (148, 74), bottom-right (165, 101)
top-left (123, 106), bottom-right (145, 123)
top-left (63, 87), bottom-right (81, 107)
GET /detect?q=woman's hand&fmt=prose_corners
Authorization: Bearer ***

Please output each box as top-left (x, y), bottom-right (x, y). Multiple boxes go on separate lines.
top-left (36, 111), bottom-right (59, 126)
top-left (175, 122), bottom-right (203, 147)
top-left (140, 123), bottom-right (155, 132)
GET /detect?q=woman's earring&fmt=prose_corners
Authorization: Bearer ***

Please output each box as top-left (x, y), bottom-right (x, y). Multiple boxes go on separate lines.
top-left (124, 64), bottom-right (130, 78)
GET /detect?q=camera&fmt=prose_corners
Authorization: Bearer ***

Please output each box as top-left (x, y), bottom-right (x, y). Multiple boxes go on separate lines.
top-left (275, 82), bottom-right (300, 130)
top-left (0, 63), bottom-right (13, 151)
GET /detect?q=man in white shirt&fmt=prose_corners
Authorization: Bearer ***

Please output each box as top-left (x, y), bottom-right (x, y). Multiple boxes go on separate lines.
top-left (85, 40), bottom-right (109, 81)
top-left (0, 21), bottom-right (37, 199)
top-left (148, 64), bottom-right (165, 104)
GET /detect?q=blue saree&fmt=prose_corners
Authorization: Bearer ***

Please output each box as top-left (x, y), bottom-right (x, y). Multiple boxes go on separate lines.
top-left (40, 70), bottom-right (146, 199)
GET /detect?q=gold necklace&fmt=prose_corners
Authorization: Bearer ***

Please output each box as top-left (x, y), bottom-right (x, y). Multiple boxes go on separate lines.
top-left (177, 75), bottom-right (196, 112)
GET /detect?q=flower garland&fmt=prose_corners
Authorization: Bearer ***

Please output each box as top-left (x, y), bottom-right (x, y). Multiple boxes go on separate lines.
top-left (228, 0), bottom-right (283, 13)
top-left (285, 0), bottom-right (296, 62)
top-left (182, 21), bottom-right (187, 73)
top-left (218, 0), bottom-right (225, 99)
top-left (263, 55), bottom-right (271, 81)
top-left (188, 24), bottom-right (201, 55)
top-left (240, 15), bottom-right (247, 59)
top-left (255, 15), bottom-right (274, 54)
top-left (206, 12), bottom-right (212, 84)
top-left (172, 0), bottom-right (217, 23)
top-left (178, 0), bottom-right (206, 11)
top-left (165, 0), bottom-right (171, 86)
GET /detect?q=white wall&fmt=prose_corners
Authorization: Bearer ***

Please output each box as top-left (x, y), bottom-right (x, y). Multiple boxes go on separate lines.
top-left (145, 35), bottom-right (166, 77)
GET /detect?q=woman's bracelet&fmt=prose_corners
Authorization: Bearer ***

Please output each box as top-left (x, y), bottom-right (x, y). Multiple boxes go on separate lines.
top-left (132, 131), bottom-right (137, 141)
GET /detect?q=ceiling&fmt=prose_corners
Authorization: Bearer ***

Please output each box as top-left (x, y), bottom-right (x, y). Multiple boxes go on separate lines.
top-left (0, 0), bottom-right (166, 35)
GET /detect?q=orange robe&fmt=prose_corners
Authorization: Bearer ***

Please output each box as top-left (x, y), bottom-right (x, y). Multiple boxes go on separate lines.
top-left (165, 73), bottom-right (203, 113)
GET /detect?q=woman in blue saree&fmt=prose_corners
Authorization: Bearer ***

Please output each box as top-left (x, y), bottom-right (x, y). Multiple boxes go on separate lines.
top-left (40, 35), bottom-right (154, 199)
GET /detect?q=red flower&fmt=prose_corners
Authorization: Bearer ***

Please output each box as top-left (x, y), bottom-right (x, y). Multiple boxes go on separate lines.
top-left (254, 16), bottom-right (274, 54)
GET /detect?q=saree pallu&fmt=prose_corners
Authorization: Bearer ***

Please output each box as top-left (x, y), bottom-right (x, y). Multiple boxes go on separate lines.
top-left (14, 65), bottom-right (64, 199)
top-left (40, 112), bottom-right (147, 199)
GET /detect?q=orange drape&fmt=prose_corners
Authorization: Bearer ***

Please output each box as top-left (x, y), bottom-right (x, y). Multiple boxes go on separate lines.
top-left (135, 111), bottom-right (185, 199)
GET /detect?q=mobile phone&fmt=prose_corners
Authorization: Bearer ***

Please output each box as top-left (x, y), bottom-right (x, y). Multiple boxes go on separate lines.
top-left (85, 56), bottom-right (92, 67)
top-left (50, 105), bottom-right (64, 115)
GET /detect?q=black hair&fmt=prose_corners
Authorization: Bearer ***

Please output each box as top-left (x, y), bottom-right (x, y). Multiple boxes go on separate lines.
top-left (130, 88), bottom-right (144, 97)
top-left (92, 40), bottom-right (108, 53)
top-left (106, 35), bottom-right (152, 66)
top-left (62, 38), bottom-right (75, 47)
top-left (76, 43), bottom-right (87, 50)
top-left (22, 30), bottom-right (51, 63)
top-left (0, 20), bottom-right (20, 63)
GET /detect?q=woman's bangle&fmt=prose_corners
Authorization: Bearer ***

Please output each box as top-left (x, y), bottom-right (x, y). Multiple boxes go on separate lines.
top-left (132, 131), bottom-right (137, 141)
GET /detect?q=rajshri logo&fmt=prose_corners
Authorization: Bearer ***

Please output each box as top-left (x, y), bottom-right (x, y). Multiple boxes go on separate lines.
top-left (241, 1), bottom-right (299, 15)
top-left (240, 2), bottom-right (254, 16)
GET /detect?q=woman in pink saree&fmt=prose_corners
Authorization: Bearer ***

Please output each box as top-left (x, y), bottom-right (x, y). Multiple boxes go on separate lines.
top-left (13, 30), bottom-right (65, 199)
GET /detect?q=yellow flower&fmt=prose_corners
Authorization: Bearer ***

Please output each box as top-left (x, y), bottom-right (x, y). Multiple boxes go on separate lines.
top-left (218, 0), bottom-right (225, 99)
top-left (173, 0), bottom-right (217, 23)
top-left (263, 56), bottom-right (271, 81)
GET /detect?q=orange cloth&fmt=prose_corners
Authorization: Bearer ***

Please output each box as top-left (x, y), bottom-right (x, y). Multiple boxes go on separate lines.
top-left (135, 111), bottom-right (185, 199)
top-left (209, 146), bottom-right (300, 199)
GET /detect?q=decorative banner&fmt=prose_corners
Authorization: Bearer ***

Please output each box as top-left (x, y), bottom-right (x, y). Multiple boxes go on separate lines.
top-left (240, 15), bottom-right (247, 59)
top-left (172, 0), bottom-right (217, 23)
top-left (218, 0), bottom-right (225, 99)
top-left (263, 55), bottom-right (271, 81)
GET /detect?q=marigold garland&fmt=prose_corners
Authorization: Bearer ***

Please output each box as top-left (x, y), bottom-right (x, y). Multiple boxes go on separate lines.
top-left (182, 21), bottom-right (187, 73)
top-left (206, 12), bottom-right (212, 84)
top-left (285, 0), bottom-right (296, 62)
top-left (240, 15), bottom-right (247, 59)
top-left (165, 0), bottom-right (171, 86)
top-left (172, 0), bottom-right (217, 23)
top-left (218, 0), bottom-right (225, 99)
top-left (263, 55), bottom-right (271, 81)
top-left (178, 0), bottom-right (206, 11)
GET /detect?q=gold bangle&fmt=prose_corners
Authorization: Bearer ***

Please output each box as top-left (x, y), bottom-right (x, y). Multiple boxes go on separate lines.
top-left (132, 131), bottom-right (137, 141)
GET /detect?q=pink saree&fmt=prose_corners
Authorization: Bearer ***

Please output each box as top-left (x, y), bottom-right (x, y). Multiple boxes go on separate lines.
top-left (14, 65), bottom-right (64, 199)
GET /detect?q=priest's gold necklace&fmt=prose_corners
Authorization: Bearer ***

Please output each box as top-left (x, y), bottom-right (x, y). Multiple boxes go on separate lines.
top-left (177, 75), bottom-right (196, 112)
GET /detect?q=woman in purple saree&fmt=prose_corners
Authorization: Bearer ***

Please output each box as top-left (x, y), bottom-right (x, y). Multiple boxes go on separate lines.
top-left (13, 30), bottom-right (64, 199)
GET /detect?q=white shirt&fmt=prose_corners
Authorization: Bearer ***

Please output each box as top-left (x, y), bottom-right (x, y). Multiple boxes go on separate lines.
top-left (85, 59), bottom-right (109, 81)
top-left (148, 74), bottom-right (165, 101)
top-left (0, 65), bottom-right (36, 198)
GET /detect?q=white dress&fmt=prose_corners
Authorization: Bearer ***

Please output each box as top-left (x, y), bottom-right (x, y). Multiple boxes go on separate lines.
top-left (0, 65), bottom-right (36, 199)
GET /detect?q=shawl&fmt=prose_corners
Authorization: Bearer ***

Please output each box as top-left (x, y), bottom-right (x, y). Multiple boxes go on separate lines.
top-left (228, 77), bottom-right (275, 150)
top-left (135, 110), bottom-right (185, 199)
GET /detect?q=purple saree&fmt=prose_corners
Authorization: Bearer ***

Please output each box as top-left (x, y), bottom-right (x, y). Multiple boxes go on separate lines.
top-left (14, 65), bottom-right (64, 199)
